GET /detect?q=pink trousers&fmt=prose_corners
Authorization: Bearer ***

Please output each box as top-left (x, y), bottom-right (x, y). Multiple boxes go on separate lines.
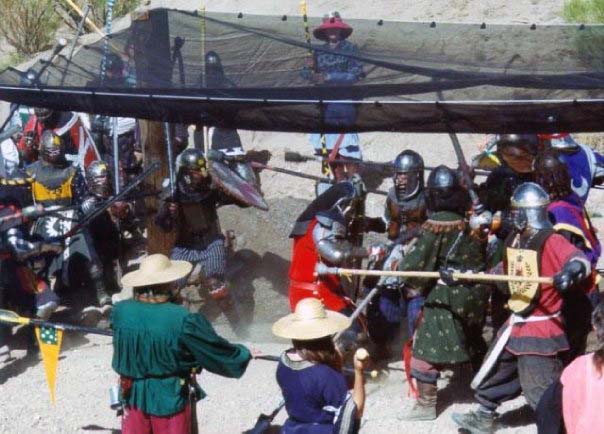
top-left (122, 404), bottom-right (191, 434)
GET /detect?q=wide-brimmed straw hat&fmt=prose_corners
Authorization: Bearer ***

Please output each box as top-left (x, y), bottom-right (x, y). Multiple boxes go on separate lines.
top-left (272, 298), bottom-right (351, 340)
top-left (313, 12), bottom-right (353, 41)
top-left (121, 254), bottom-right (192, 288)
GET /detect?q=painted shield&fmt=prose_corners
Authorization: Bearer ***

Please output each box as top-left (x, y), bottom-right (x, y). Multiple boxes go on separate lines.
top-left (506, 247), bottom-right (540, 315)
top-left (209, 160), bottom-right (268, 211)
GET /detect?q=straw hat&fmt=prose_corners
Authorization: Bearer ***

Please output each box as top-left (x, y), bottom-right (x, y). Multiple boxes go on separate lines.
top-left (272, 298), bottom-right (351, 340)
top-left (313, 12), bottom-right (353, 41)
top-left (121, 254), bottom-right (192, 288)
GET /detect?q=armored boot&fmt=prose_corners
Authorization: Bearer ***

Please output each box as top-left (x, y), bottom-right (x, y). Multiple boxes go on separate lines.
top-left (398, 381), bottom-right (437, 421)
top-left (451, 409), bottom-right (496, 434)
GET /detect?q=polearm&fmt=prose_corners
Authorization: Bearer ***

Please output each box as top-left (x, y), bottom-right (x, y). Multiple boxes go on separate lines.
top-left (250, 161), bottom-right (388, 196)
top-left (60, 3), bottom-right (90, 87)
top-left (315, 263), bottom-right (554, 285)
top-left (284, 151), bottom-right (492, 176)
top-left (0, 308), bottom-right (112, 336)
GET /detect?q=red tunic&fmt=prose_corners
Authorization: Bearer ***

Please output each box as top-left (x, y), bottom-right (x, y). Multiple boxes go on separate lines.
top-left (506, 233), bottom-right (582, 356)
top-left (288, 219), bottom-right (350, 312)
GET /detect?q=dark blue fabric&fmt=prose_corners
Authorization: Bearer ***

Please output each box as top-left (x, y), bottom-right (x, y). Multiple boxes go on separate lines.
top-left (276, 357), bottom-right (348, 434)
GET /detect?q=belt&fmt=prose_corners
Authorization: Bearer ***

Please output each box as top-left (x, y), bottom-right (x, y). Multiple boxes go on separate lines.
top-left (471, 311), bottom-right (561, 390)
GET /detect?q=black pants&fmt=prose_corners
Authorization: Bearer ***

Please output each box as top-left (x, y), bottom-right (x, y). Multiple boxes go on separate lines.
top-left (475, 350), bottom-right (563, 411)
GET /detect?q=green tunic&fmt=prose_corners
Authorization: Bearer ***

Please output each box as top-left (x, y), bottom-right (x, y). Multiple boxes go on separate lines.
top-left (111, 299), bottom-right (251, 416)
top-left (400, 211), bottom-right (489, 365)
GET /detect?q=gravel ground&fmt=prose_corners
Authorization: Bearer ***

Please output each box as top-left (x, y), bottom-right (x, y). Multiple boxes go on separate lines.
top-left (1, 1), bottom-right (600, 433)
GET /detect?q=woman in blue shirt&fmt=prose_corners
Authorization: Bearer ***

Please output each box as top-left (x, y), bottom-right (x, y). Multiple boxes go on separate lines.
top-left (272, 298), bottom-right (368, 434)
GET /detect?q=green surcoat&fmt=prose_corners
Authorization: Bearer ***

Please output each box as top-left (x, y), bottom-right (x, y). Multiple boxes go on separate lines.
top-left (400, 211), bottom-right (489, 365)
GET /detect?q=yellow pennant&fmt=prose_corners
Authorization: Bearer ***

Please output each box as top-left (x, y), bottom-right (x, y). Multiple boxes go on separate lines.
top-left (35, 326), bottom-right (64, 404)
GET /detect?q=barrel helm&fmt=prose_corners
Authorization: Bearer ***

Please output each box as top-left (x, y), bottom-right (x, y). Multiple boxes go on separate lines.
top-left (40, 130), bottom-right (65, 164)
top-left (85, 160), bottom-right (112, 198)
top-left (510, 182), bottom-right (552, 232)
top-left (392, 150), bottom-right (424, 202)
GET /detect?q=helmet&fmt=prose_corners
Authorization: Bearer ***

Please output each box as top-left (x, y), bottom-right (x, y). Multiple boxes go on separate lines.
top-left (178, 148), bottom-right (209, 190)
top-left (510, 182), bottom-right (552, 232)
top-left (496, 134), bottom-right (540, 174)
top-left (34, 107), bottom-right (54, 123)
top-left (427, 165), bottom-right (458, 190)
top-left (105, 53), bottom-right (124, 77)
top-left (539, 133), bottom-right (579, 151)
top-left (392, 150), bottom-right (424, 201)
top-left (40, 130), bottom-right (65, 164)
top-left (86, 160), bottom-right (112, 198)
top-left (534, 151), bottom-right (572, 201)
top-left (426, 165), bottom-right (470, 214)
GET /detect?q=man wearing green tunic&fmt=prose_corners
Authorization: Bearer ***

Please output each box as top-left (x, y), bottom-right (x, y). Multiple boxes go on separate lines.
top-left (111, 254), bottom-right (251, 434)
top-left (398, 166), bottom-right (489, 421)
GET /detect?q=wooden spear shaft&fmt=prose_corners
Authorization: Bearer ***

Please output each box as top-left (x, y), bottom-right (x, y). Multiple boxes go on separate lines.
top-left (316, 264), bottom-right (553, 285)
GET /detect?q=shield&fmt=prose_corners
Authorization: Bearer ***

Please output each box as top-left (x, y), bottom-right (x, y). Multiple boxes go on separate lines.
top-left (506, 247), bottom-right (540, 315)
top-left (209, 160), bottom-right (268, 211)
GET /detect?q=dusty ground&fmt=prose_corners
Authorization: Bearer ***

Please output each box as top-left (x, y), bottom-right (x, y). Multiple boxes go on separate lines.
top-left (0, 1), bottom-right (600, 433)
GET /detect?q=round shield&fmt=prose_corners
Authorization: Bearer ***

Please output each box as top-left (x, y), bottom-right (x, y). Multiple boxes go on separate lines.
top-left (209, 160), bottom-right (268, 211)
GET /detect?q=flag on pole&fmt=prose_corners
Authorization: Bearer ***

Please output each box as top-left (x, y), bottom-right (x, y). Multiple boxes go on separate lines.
top-left (35, 326), bottom-right (64, 404)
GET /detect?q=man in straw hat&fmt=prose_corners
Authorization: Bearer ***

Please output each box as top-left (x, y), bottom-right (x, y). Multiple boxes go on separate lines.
top-left (273, 297), bottom-right (369, 433)
top-left (111, 254), bottom-right (251, 434)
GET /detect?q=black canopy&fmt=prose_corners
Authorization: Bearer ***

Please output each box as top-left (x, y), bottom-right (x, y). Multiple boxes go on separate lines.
top-left (2, 8), bottom-right (604, 133)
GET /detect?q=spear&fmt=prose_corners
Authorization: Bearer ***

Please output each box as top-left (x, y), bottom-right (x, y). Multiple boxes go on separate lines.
top-left (284, 151), bottom-right (492, 176)
top-left (315, 263), bottom-right (554, 285)
top-left (0, 308), bottom-right (112, 336)
top-left (250, 161), bottom-right (388, 196)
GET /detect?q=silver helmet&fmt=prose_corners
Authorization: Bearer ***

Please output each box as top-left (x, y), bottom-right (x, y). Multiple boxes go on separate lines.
top-left (510, 182), bottom-right (552, 232)
top-left (545, 133), bottom-right (579, 151)
top-left (85, 160), bottom-right (112, 198)
top-left (40, 130), bottom-right (65, 164)
top-left (177, 148), bottom-right (209, 189)
top-left (393, 150), bottom-right (424, 201)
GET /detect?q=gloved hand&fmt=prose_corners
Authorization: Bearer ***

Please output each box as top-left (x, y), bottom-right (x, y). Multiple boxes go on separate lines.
top-left (439, 267), bottom-right (459, 286)
top-left (469, 210), bottom-right (493, 231)
top-left (553, 259), bottom-right (588, 293)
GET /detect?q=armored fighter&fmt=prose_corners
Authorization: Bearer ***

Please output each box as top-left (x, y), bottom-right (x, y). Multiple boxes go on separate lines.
top-left (453, 183), bottom-right (590, 434)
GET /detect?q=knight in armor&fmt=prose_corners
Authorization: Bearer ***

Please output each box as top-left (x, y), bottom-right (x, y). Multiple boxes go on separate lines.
top-left (398, 165), bottom-right (488, 421)
top-left (364, 150), bottom-right (427, 357)
top-left (453, 183), bottom-right (591, 434)
top-left (81, 161), bottom-right (121, 300)
top-left (478, 133), bottom-right (541, 331)
top-left (534, 152), bottom-right (599, 362)
top-left (155, 149), bottom-right (244, 301)
top-left (288, 176), bottom-right (372, 314)
top-left (2, 131), bottom-right (111, 321)
top-left (18, 107), bottom-right (95, 166)
top-left (539, 133), bottom-right (604, 205)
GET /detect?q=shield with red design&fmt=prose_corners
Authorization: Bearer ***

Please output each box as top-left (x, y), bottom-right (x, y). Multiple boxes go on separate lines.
top-left (209, 160), bottom-right (268, 211)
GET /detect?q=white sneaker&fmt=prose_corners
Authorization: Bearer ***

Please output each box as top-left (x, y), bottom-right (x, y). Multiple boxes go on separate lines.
top-left (36, 301), bottom-right (58, 321)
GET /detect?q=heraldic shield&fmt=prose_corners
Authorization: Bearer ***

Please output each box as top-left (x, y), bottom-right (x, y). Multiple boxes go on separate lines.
top-left (209, 160), bottom-right (268, 211)
top-left (506, 247), bottom-right (540, 316)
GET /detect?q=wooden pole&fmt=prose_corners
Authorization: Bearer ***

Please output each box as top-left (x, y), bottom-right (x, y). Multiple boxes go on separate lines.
top-left (140, 120), bottom-right (175, 255)
top-left (316, 265), bottom-right (553, 285)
